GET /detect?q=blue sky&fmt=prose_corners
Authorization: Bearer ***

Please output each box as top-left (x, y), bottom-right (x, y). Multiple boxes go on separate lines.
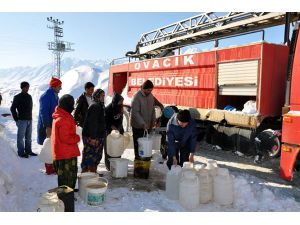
top-left (0, 12), bottom-right (290, 68)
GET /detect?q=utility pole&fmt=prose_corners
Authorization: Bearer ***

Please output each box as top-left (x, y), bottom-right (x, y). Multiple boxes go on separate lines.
top-left (47, 17), bottom-right (74, 78)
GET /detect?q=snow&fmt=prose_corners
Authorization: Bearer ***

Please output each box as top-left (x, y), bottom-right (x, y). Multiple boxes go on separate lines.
top-left (0, 58), bottom-right (300, 224)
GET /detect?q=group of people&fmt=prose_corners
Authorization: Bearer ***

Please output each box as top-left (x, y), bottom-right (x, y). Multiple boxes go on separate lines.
top-left (10, 77), bottom-right (198, 190)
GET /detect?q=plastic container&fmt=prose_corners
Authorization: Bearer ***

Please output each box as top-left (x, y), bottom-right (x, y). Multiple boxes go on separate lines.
top-left (149, 133), bottom-right (162, 151)
top-left (48, 185), bottom-right (74, 212)
top-left (138, 136), bottom-right (153, 158)
top-left (206, 160), bottom-right (218, 177)
top-left (78, 172), bottom-right (99, 201)
top-left (110, 158), bottom-right (129, 178)
top-left (165, 165), bottom-right (182, 200)
top-left (213, 168), bottom-right (234, 206)
top-left (37, 192), bottom-right (64, 212)
top-left (179, 170), bottom-right (200, 210)
top-left (182, 162), bottom-right (194, 170)
top-left (198, 169), bottom-right (213, 204)
top-left (86, 177), bottom-right (108, 206)
top-left (38, 138), bottom-right (52, 164)
top-left (106, 130), bottom-right (130, 157)
top-left (134, 158), bottom-right (151, 179)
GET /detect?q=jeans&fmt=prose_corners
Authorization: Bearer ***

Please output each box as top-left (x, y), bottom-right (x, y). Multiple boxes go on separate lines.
top-left (166, 141), bottom-right (191, 170)
top-left (16, 120), bottom-right (32, 156)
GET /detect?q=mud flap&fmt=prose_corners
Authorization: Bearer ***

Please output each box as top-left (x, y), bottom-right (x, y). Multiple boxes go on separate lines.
top-left (280, 144), bottom-right (300, 181)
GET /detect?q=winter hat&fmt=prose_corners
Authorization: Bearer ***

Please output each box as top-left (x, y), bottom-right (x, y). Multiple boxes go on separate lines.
top-left (112, 93), bottom-right (124, 106)
top-left (142, 80), bottom-right (154, 90)
top-left (163, 106), bottom-right (175, 119)
top-left (20, 81), bottom-right (29, 89)
top-left (49, 77), bottom-right (62, 88)
top-left (176, 109), bottom-right (191, 123)
top-left (92, 88), bottom-right (104, 103)
top-left (58, 94), bottom-right (74, 114)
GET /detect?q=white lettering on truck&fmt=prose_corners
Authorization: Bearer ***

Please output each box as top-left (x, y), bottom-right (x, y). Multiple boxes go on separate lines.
top-left (130, 76), bottom-right (198, 87)
top-left (133, 54), bottom-right (195, 70)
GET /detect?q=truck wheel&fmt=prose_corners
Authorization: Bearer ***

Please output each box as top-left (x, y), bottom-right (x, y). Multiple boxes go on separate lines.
top-left (258, 129), bottom-right (281, 158)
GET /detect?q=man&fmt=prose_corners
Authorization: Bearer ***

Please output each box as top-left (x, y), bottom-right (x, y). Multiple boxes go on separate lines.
top-left (130, 79), bottom-right (163, 159)
top-left (166, 109), bottom-right (197, 169)
top-left (73, 82), bottom-right (95, 127)
top-left (37, 77), bottom-right (62, 174)
top-left (104, 92), bottom-right (124, 170)
top-left (10, 81), bottom-right (36, 158)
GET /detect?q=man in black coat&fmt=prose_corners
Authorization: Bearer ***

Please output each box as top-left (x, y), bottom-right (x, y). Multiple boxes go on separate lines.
top-left (104, 92), bottom-right (124, 170)
top-left (10, 81), bottom-right (37, 158)
top-left (73, 82), bottom-right (95, 127)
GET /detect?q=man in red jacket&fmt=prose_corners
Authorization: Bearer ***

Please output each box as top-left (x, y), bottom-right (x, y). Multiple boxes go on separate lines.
top-left (52, 94), bottom-right (80, 189)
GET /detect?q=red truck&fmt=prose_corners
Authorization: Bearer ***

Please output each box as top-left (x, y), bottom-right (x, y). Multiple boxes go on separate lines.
top-left (108, 12), bottom-right (300, 181)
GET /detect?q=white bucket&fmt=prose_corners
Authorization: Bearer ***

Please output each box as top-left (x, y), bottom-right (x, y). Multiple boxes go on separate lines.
top-left (138, 136), bottom-right (153, 158)
top-left (86, 178), bottom-right (108, 206)
top-left (110, 158), bottom-right (129, 178)
top-left (37, 192), bottom-right (64, 212)
top-left (78, 172), bottom-right (99, 201)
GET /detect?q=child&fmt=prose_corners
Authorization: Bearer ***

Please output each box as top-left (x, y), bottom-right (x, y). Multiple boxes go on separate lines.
top-left (52, 94), bottom-right (80, 189)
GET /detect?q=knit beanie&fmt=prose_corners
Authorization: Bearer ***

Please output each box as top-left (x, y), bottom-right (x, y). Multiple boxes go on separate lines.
top-left (176, 110), bottom-right (191, 123)
top-left (49, 77), bottom-right (62, 88)
top-left (58, 94), bottom-right (74, 114)
top-left (20, 81), bottom-right (29, 89)
top-left (92, 89), bottom-right (104, 103)
top-left (142, 80), bottom-right (154, 90)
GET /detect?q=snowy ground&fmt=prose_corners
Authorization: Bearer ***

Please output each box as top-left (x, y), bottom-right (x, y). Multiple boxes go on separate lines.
top-left (1, 65), bottom-right (300, 225)
top-left (1, 102), bottom-right (300, 213)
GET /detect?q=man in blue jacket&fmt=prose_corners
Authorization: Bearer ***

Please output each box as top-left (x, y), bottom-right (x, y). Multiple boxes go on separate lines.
top-left (37, 77), bottom-right (62, 174)
top-left (37, 77), bottom-right (62, 145)
top-left (166, 109), bottom-right (197, 169)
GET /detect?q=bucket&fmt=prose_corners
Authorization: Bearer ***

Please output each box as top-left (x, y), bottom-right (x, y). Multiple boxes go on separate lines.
top-left (134, 158), bottom-right (151, 179)
top-left (78, 172), bottom-right (98, 201)
top-left (138, 130), bottom-right (153, 158)
top-left (37, 192), bottom-right (65, 212)
top-left (86, 177), bottom-right (108, 206)
top-left (110, 158), bottom-right (129, 178)
top-left (138, 137), bottom-right (153, 158)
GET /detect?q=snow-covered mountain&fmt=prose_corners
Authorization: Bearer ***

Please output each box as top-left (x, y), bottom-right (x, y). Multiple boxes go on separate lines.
top-left (0, 57), bottom-right (111, 107)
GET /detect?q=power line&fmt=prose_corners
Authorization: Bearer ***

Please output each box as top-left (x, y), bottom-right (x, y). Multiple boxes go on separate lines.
top-left (47, 16), bottom-right (74, 78)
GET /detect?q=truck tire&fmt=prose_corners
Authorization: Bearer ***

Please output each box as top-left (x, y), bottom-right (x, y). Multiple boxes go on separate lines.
top-left (258, 129), bottom-right (281, 158)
